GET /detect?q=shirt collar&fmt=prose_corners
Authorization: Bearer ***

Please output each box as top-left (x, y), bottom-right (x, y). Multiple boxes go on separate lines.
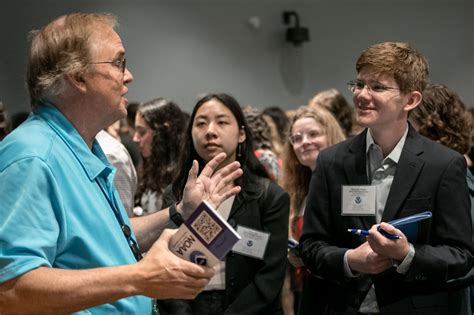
top-left (34, 102), bottom-right (113, 180)
top-left (366, 126), bottom-right (409, 164)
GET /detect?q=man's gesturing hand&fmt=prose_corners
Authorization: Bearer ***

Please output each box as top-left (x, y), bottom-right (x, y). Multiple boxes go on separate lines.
top-left (179, 152), bottom-right (242, 218)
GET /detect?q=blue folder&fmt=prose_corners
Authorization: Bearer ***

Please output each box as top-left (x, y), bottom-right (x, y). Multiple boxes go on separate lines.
top-left (381, 211), bottom-right (432, 242)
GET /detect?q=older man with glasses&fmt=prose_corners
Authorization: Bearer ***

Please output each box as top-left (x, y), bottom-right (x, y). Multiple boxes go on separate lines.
top-left (298, 42), bottom-right (473, 314)
top-left (0, 13), bottom-right (242, 314)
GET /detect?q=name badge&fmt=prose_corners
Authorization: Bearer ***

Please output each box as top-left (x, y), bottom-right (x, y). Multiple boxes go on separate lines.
top-left (341, 185), bottom-right (376, 216)
top-left (232, 226), bottom-right (269, 260)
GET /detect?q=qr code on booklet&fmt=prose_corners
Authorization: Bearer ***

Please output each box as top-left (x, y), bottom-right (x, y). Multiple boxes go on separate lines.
top-left (191, 211), bottom-right (223, 244)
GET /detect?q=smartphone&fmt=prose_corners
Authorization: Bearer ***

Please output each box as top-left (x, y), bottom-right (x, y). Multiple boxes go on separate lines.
top-left (288, 238), bottom-right (300, 255)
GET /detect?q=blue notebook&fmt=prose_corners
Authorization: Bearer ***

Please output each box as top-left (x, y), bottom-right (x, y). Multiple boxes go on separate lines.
top-left (380, 211), bottom-right (432, 242)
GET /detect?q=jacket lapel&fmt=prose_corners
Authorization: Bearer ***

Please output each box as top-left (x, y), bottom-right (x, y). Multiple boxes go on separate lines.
top-left (381, 126), bottom-right (424, 222)
top-left (228, 176), bottom-right (263, 220)
top-left (344, 130), bottom-right (375, 230)
top-left (229, 194), bottom-right (245, 219)
top-left (344, 130), bottom-right (369, 186)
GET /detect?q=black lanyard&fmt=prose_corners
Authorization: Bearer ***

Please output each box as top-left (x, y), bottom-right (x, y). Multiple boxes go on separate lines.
top-left (95, 177), bottom-right (143, 261)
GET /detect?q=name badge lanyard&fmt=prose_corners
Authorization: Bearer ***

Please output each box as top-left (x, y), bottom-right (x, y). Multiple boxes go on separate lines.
top-left (95, 178), bottom-right (143, 261)
top-left (42, 116), bottom-right (142, 261)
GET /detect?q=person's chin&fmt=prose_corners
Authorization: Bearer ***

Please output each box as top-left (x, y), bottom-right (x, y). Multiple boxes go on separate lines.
top-left (121, 101), bottom-right (129, 114)
top-left (201, 151), bottom-right (219, 163)
top-left (121, 95), bottom-right (129, 106)
top-left (356, 115), bottom-right (374, 128)
top-left (300, 156), bottom-right (315, 168)
top-left (113, 103), bottom-right (127, 119)
top-left (302, 151), bottom-right (317, 160)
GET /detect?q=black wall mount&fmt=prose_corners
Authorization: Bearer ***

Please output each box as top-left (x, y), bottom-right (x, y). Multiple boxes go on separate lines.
top-left (283, 11), bottom-right (310, 46)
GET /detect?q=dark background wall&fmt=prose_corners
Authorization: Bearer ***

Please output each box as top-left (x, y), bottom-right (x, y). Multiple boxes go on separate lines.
top-left (1, 0), bottom-right (472, 115)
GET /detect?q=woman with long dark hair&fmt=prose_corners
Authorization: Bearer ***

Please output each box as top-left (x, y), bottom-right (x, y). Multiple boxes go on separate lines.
top-left (133, 98), bottom-right (187, 215)
top-left (160, 93), bottom-right (289, 315)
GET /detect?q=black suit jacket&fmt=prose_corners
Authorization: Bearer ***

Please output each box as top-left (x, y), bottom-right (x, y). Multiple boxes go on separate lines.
top-left (299, 126), bottom-right (473, 315)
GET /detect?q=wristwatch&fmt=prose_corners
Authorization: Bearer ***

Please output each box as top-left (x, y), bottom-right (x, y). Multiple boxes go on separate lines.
top-left (169, 202), bottom-right (184, 226)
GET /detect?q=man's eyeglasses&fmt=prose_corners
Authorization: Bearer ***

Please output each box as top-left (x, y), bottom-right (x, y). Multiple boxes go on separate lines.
top-left (90, 58), bottom-right (126, 73)
top-left (289, 129), bottom-right (324, 146)
top-left (347, 79), bottom-right (399, 95)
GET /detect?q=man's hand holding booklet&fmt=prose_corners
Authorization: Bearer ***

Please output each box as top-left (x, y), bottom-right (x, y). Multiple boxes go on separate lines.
top-left (169, 201), bottom-right (241, 266)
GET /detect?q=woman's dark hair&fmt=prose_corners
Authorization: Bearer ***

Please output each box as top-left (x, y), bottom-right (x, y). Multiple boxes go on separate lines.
top-left (242, 105), bottom-right (273, 151)
top-left (262, 106), bottom-right (289, 142)
top-left (136, 98), bottom-right (187, 199)
top-left (126, 101), bottom-right (140, 129)
top-left (411, 84), bottom-right (471, 155)
top-left (172, 93), bottom-right (268, 200)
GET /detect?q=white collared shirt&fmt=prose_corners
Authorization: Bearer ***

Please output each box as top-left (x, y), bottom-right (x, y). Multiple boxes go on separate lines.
top-left (357, 126), bottom-right (415, 313)
top-left (366, 128), bottom-right (407, 223)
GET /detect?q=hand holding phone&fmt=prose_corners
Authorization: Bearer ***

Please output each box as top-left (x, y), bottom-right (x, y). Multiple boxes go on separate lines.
top-left (287, 238), bottom-right (304, 267)
top-left (288, 238), bottom-right (299, 251)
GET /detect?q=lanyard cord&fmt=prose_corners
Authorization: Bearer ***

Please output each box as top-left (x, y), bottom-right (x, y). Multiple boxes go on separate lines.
top-left (95, 178), bottom-right (143, 261)
top-left (41, 113), bottom-right (142, 261)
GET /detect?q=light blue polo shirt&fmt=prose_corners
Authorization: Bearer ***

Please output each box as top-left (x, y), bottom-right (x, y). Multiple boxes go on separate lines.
top-left (0, 104), bottom-right (152, 314)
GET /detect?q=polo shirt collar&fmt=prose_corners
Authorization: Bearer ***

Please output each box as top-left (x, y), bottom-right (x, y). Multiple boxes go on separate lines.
top-left (34, 102), bottom-right (113, 180)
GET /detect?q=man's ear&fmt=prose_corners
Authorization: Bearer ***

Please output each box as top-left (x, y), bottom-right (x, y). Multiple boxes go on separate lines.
top-left (404, 91), bottom-right (422, 112)
top-left (65, 72), bottom-right (87, 93)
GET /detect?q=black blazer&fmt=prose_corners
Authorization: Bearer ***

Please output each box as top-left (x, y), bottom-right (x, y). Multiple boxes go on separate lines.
top-left (162, 176), bottom-right (290, 315)
top-left (299, 126), bottom-right (473, 315)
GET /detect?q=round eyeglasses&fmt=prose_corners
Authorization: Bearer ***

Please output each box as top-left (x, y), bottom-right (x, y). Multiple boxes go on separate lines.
top-left (289, 129), bottom-right (325, 146)
top-left (90, 58), bottom-right (126, 73)
top-left (347, 79), bottom-right (399, 95)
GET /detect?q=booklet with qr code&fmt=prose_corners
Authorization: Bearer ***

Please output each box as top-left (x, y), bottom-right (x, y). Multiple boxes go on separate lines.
top-left (169, 201), bottom-right (241, 266)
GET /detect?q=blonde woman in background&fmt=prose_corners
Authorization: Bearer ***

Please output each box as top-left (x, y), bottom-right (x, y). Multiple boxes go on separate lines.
top-left (280, 106), bottom-right (346, 315)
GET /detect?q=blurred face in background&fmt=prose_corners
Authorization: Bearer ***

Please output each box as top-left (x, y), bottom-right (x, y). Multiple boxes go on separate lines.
top-left (133, 112), bottom-right (153, 158)
top-left (191, 98), bottom-right (245, 167)
top-left (290, 117), bottom-right (328, 171)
